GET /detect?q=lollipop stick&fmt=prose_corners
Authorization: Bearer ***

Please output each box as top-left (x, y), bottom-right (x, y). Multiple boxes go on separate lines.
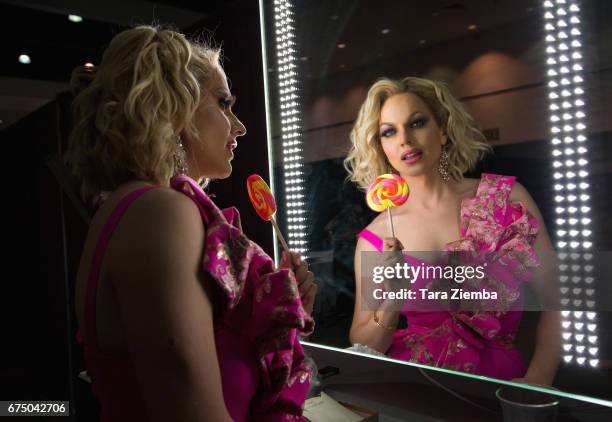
top-left (387, 207), bottom-right (395, 238)
top-left (270, 216), bottom-right (291, 255)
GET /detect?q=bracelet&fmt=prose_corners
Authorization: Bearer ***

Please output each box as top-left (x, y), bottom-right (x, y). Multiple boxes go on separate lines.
top-left (373, 310), bottom-right (396, 331)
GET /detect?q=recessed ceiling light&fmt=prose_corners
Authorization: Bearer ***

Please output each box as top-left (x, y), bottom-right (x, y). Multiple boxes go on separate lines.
top-left (337, 43), bottom-right (346, 49)
top-left (84, 62), bottom-right (94, 68)
top-left (419, 39), bottom-right (427, 45)
top-left (381, 28), bottom-right (391, 34)
top-left (300, 56), bottom-right (308, 61)
top-left (68, 14), bottom-right (83, 23)
top-left (18, 54), bottom-right (31, 64)
top-left (468, 24), bottom-right (477, 30)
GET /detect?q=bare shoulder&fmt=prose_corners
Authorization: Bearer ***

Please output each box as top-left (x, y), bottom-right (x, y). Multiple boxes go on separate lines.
top-left (107, 186), bottom-right (205, 274)
top-left (353, 214), bottom-right (386, 254)
top-left (508, 181), bottom-right (541, 213)
top-left (127, 186), bottom-right (201, 222)
top-left (457, 177), bottom-right (481, 197)
top-left (508, 180), bottom-right (531, 202)
top-left (364, 213), bottom-right (387, 239)
top-left (121, 187), bottom-right (204, 239)
top-left (508, 180), bottom-right (546, 220)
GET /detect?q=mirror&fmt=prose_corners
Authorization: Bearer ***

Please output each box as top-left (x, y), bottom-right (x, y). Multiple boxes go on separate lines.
top-left (260, 0), bottom-right (612, 403)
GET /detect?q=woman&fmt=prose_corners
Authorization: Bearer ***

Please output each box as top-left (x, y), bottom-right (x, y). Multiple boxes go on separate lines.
top-left (66, 25), bottom-right (317, 421)
top-left (344, 76), bottom-right (560, 386)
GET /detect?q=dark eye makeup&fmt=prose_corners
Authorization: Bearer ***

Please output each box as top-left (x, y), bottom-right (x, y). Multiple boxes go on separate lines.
top-left (218, 95), bottom-right (236, 110)
top-left (409, 117), bottom-right (427, 128)
top-left (380, 127), bottom-right (397, 138)
top-left (379, 115), bottom-right (428, 138)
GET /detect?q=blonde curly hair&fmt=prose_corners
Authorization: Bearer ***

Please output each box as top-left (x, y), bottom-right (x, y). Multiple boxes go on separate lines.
top-left (344, 76), bottom-right (491, 190)
top-left (65, 25), bottom-right (221, 206)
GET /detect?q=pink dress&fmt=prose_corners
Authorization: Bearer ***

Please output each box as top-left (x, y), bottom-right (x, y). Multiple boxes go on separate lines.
top-left (358, 174), bottom-right (540, 380)
top-left (77, 174), bottom-right (314, 421)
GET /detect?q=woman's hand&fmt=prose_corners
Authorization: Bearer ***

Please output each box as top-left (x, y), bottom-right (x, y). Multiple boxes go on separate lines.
top-left (382, 237), bottom-right (404, 252)
top-left (280, 251), bottom-right (317, 316)
top-left (380, 237), bottom-right (405, 293)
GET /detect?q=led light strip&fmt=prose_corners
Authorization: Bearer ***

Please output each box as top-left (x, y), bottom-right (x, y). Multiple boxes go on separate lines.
top-left (543, 0), bottom-right (598, 367)
top-left (271, 0), bottom-right (308, 254)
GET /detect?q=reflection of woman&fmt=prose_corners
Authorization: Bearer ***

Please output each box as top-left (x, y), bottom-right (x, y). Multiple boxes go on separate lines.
top-left (345, 77), bottom-right (560, 385)
top-left (67, 26), bottom-right (315, 421)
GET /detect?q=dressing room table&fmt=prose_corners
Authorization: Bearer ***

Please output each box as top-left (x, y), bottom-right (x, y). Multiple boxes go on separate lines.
top-left (303, 342), bottom-right (612, 421)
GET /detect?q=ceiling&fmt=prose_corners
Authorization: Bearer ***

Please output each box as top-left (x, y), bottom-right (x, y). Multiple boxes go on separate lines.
top-left (0, 0), bottom-right (544, 130)
top-left (288, 0), bottom-right (541, 79)
top-left (0, 0), bottom-right (226, 130)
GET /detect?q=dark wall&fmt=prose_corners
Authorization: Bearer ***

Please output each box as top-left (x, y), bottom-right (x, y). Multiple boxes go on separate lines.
top-left (0, 94), bottom-right (81, 418)
top-left (198, 0), bottom-right (274, 253)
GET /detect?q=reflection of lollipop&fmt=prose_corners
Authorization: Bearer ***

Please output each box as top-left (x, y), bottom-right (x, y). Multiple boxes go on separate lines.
top-left (247, 174), bottom-right (290, 254)
top-left (366, 174), bottom-right (409, 237)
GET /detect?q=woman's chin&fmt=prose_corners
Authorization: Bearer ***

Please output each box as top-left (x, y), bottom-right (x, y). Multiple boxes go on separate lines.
top-left (395, 163), bottom-right (425, 177)
top-left (395, 162), bottom-right (437, 179)
top-left (202, 162), bottom-right (233, 179)
top-left (217, 164), bottom-right (233, 179)
top-left (219, 163), bottom-right (233, 179)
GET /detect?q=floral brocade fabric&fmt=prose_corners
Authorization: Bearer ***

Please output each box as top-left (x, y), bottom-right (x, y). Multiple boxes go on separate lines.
top-left (361, 174), bottom-right (541, 380)
top-left (171, 175), bottom-right (314, 421)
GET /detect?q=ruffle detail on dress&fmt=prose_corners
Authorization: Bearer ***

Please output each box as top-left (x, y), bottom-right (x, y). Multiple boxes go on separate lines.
top-left (249, 268), bottom-right (315, 420)
top-left (398, 311), bottom-right (502, 373)
top-left (170, 175), bottom-right (313, 421)
top-left (445, 173), bottom-right (540, 295)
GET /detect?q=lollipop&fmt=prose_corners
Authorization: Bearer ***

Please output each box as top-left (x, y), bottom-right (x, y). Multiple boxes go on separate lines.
top-left (247, 174), bottom-right (277, 221)
top-left (247, 174), bottom-right (290, 253)
top-left (366, 174), bottom-right (409, 237)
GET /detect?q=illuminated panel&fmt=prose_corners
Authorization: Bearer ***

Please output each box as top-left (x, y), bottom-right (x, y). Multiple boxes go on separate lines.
top-left (543, 0), bottom-right (598, 368)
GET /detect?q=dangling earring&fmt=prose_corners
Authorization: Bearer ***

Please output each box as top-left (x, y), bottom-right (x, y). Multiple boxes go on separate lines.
top-left (173, 135), bottom-right (188, 176)
top-left (438, 144), bottom-right (451, 182)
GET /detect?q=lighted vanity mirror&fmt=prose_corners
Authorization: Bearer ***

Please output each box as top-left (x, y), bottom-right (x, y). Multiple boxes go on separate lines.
top-left (259, 0), bottom-right (612, 404)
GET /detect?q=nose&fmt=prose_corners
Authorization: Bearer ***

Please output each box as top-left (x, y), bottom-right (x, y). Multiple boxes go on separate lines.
top-left (399, 128), bottom-right (413, 146)
top-left (232, 113), bottom-right (247, 137)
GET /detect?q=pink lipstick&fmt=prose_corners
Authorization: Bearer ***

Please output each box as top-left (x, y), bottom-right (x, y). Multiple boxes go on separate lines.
top-left (401, 148), bottom-right (422, 164)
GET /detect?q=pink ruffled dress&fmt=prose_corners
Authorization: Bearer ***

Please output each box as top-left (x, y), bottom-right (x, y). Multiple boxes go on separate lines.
top-left (358, 174), bottom-right (540, 380)
top-left (77, 174), bottom-right (313, 421)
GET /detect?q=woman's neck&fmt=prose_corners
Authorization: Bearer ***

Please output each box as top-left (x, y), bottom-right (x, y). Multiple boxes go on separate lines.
top-left (401, 172), bottom-right (460, 210)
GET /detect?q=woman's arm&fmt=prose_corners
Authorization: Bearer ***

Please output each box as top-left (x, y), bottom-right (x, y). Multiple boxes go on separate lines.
top-left (510, 182), bottom-right (561, 386)
top-left (108, 188), bottom-right (232, 422)
top-left (349, 236), bottom-right (403, 354)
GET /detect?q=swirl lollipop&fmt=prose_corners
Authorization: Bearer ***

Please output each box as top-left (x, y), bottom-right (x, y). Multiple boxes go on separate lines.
top-left (366, 174), bottom-right (409, 237)
top-left (247, 174), bottom-right (290, 253)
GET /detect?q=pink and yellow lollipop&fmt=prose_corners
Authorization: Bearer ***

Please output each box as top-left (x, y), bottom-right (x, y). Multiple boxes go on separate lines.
top-left (366, 174), bottom-right (409, 236)
top-left (247, 174), bottom-right (277, 221)
top-left (247, 174), bottom-right (290, 253)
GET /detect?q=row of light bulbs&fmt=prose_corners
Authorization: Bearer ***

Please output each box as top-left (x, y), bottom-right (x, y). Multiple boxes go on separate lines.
top-left (543, 0), bottom-right (598, 368)
top-left (273, 0), bottom-right (307, 254)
